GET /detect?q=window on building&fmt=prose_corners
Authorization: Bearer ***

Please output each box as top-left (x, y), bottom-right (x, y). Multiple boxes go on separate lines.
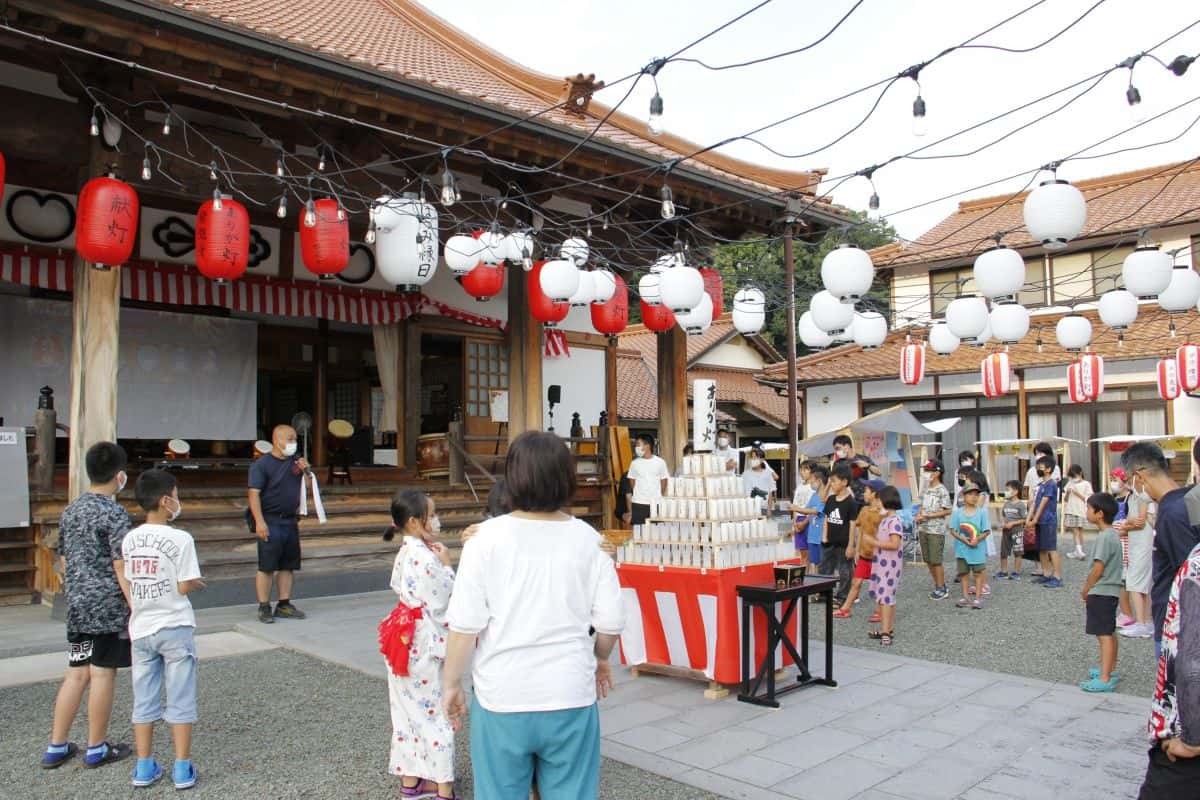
top-left (930, 267), bottom-right (974, 315)
top-left (1021, 257), bottom-right (1047, 307)
top-left (1092, 246), bottom-right (1133, 297)
top-left (466, 341), bottom-right (508, 418)
top-left (1050, 251), bottom-right (1094, 304)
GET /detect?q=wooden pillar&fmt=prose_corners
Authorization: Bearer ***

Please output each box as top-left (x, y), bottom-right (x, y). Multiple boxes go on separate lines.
top-left (507, 267), bottom-right (543, 439)
top-left (404, 321), bottom-right (422, 466)
top-left (657, 326), bottom-right (687, 474)
top-left (605, 337), bottom-right (618, 426)
top-left (448, 419), bottom-right (465, 486)
top-left (394, 320), bottom-right (408, 470)
top-left (67, 143), bottom-right (120, 501)
top-left (783, 222), bottom-right (800, 493)
top-left (1016, 369), bottom-right (1029, 438)
top-left (313, 319), bottom-right (328, 467)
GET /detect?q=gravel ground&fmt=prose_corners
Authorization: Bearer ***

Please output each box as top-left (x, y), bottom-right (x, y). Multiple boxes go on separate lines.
top-left (1, 650), bottom-right (720, 800)
top-left (824, 538), bottom-right (1158, 698)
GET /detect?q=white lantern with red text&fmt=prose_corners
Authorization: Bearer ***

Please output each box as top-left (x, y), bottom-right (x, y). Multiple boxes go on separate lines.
top-left (1158, 357), bottom-right (1181, 400)
top-left (1178, 343), bottom-right (1200, 392)
top-left (981, 352), bottom-right (1011, 398)
top-left (1080, 352), bottom-right (1105, 399)
top-left (900, 342), bottom-right (926, 385)
top-left (1067, 362), bottom-right (1087, 403)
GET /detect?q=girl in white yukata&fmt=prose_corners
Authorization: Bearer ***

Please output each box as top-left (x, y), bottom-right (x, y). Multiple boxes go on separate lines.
top-left (379, 490), bottom-right (456, 800)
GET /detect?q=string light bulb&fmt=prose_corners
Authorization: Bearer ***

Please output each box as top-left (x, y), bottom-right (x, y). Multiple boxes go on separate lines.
top-left (603, 213), bottom-right (610, 231)
top-left (586, 221), bottom-right (593, 238)
top-left (276, 194), bottom-right (288, 219)
top-left (336, 204), bottom-right (347, 222)
top-left (303, 199), bottom-right (317, 228)
top-left (440, 165), bottom-right (459, 207)
top-left (212, 188), bottom-right (223, 212)
top-left (161, 114), bottom-right (171, 136)
top-left (276, 157), bottom-right (285, 178)
top-left (317, 147), bottom-right (326, 172)
top-left (141, 157), bottom-right (152, 182)
top-left (1171, 320), bottom-right (1178, 338)
top-left (89, 110), bottom-right (99, 137)
top-left (1118, 332), bottom-right (1125, 348)
top-left (1036, 336), bottom-right (1044, 353)
top-left (208, 161), bottom-right (218, 181)
top-left (660, 184), bottom-right (676, 220)
top-left (500, 198), bottom-right (508, 211)
top-left (868, 192), bottom-right (880, 219)
top-left (1126, 83), bottom-right (1146, 123)
top-left (648, 92), bottom-right (664, 136)
top-left (912, 95), bottom-right (928, 137)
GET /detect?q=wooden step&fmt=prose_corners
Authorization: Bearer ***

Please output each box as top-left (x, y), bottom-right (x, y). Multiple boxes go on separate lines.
top-left (0, 542), bottom-right (34, 550)
top-left (0, 563), bottom-right (34, 574)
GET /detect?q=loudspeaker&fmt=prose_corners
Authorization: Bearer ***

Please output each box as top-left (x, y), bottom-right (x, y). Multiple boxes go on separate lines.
top-left (547, 384), bottom-right (561, 406)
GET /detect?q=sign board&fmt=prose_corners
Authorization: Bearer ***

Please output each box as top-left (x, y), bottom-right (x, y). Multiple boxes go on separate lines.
top-left (489, 390), bottom-right (509, 423)
top-left (693, 379), bottom-right (717, 453)
top-left (0, 427), bottom-right (30, 527)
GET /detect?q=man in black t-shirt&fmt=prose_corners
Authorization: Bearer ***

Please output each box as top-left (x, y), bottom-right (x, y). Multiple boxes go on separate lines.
top-left (248, 425), bottom-right (309, 624)
top-left (818, 463), bottom-right (860, 604)
top-left (833, 434), bottom-right (879, 504)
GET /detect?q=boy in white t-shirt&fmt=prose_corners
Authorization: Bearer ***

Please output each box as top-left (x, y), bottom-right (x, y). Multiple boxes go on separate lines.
top-left (624, 434), bottom-right (670, 528)
top-left (122, 469), bottom-right (204, 790)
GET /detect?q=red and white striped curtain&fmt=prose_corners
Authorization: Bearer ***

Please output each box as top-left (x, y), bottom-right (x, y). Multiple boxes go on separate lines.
top-left (544, 328), bottom-right (571, 359)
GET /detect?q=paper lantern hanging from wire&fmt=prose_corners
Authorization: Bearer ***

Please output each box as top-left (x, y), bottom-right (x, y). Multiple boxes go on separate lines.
top-left (820, 244), bottom-right (874, 302)
top-left (299, 198), bottom-right (349, 278)
top-left (591, 274), bottom-right (628, 336)
top-left (1023, 176), bottom-right (1087, 251)
top-left (731, 287), bottom-right (766, 335)
top-left (528, 260), bottom-right (570, 326)
top-left (459, 262), bottom-right (504, 302)
top-left (76, 176), bottom-right (140, 268)
top-left (1178, 343), bottom-right (1200, 393)
top-left (640, 298), bottom-right (676, 332)
top-left (980, 352), bottom-right (1011, 398)
top-left (899, 342), bottom-right (926, 385)
top-left (195, 195), bottom-right (249, 282)
top-left (1158, 357), bottom-right (1181, 400)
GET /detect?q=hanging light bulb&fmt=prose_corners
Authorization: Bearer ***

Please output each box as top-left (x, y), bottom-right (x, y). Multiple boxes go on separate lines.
top-left (500, 198), bottom-right (508, 211)
top-left (317, 147), bottom-right (327, 172)
top-left (602, 213), bottom-right (610, 231)
top-left (1171, 320), bottom-right (1178, 338)
top-left (648, 92), bottom-right (664, 136)
top-left (440, 165), bottom-right (458, 207)
top-left (209, 161), bottom-right (218, 181)
top-left (1118, 332), bottom-right (1125, 348)
top-left (276, 157), bottom-right (285, 178)
top-left (303, 199), bottom-right (317, 228)
top-left (161, 114), bottom-right (171, 136)
top-left (586, 221), bottom-right (593, 238)
top-left (1126, 84), bottom-right (1146, 123)
top-left (365, 224), bottom-right (377, 245)
top-left (336, 204), bottom-right (347, 222)
top-left (912, 95), bottom-right (928, 137)
top-left (276, 194), bottom-right (288, 219)
top-left (660, 184), bottom-right (676, 220)
top-left (141, 157), bottom-right (152, 182)
top-left (212, 187), bottom-right (223, 212)
top-left (868, 192), bottom-right (880, 217)
top-left (89, 110), bottom-right (100, 137)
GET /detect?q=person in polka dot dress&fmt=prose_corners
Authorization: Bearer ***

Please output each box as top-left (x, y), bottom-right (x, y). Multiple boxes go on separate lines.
top-left (866, 486), bottom-right (906, 646)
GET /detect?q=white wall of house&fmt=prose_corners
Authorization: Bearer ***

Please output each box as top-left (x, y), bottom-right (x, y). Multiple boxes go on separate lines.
top-left (891, 266), bottom-right (932, 325)
top-left (1021, 358), bottom-right (1158, 390)
top-left (1173, 394), bottom-right (1200, 436)
top-left (861, 377), bottom-right (935, 399)
top-left (700, 338), bottom-right (765, 370)
top-left (804, 382), bottom-right (859, 434)
top-left (543, 345), bottom-right (606, 435)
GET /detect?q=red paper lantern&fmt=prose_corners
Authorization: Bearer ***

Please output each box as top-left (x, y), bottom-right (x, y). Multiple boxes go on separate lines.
top-left (1080, 352), bottom-right (1104, 399)
top-left (640, 298), bottom-right (676, 333)
top-left (591, 274), bottom-right (629, 336)
top-left (528, 260), bottom-right (569, 327)
top-left (700, 267), bottom-right (724, 317)
top-left (899, 342), bottom-right (925, 385)
top-left (980, 352), bottom-right (1010, 398)
top-left (1158, 357), bottom-right (1181, 400)
top-left (195, 197), bottom-right (250, 282)
top-left (75, 176), bottom-right (139, 268)
top-left (1177, 343), bottom-right (1200, 393)
top-left (460, 263), bottom-right (505, 301)
top-left (299, 198), bottom-right (349, 278)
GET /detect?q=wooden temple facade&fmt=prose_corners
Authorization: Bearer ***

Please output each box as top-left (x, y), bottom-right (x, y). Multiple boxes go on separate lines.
top-left (0, 0), bottom-right (844, 605)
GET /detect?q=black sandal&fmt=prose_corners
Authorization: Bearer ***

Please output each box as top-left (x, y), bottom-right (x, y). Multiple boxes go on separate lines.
top-left (81, 741), bottom-right (131, 769)
top-left (880, 631), bottom-right (894, 646)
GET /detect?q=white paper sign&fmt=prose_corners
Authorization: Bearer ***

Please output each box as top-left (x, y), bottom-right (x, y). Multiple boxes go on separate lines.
top-left (693, 379), bottom-right (717, 453)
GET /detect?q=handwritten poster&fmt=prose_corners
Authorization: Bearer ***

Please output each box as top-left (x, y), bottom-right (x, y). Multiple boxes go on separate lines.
top-left (862, 433), bottom-right (885, 466)
top-left (693, 379), bottom-right (717, 452)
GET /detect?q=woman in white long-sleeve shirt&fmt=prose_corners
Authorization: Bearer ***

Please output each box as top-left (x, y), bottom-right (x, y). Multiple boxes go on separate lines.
top-left (442, 431), bottom-right (625, 800)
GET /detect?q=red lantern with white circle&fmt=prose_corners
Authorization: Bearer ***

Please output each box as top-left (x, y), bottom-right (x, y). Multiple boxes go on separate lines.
top-left (460, 263), bottom-right (504, 301)
top-left (195, 196), bottom-right (250, 282)
top-left (899, 342), bottom-right (926, 385)
top-left (980, 352), bottom-right (1010, 398)
top-left (699, 267), bottom-right (724, 317)
top-left (75, 176), bottom-right (139, 268)
top-left (640, 299), bottom-right (676, 333)
top-left (527, 260), bottom-right (569, 326)
top-left (591, 274), bottom-right (629, 336)
top-left (299, 198), bottom-right (349, 278)
top-left (1177, 343), bottom-right (1200, 393)
top-left (1157, 357), bottom-right (1181, 401)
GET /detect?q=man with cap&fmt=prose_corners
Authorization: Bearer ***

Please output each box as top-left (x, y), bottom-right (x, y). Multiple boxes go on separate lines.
top-left (914, 460), bottom-right (953, 599)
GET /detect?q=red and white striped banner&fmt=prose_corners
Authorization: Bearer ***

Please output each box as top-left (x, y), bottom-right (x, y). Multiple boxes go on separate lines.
top-left (544, 328), bottom-right (570, 359)
top-left (616, 562), bottom-right (803, 684)
top-left (0, 247), bottom-right (506, 331)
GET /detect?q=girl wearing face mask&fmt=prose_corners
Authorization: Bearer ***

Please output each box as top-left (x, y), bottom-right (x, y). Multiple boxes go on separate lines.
top-left (380, 490), bottom-right (457, 799)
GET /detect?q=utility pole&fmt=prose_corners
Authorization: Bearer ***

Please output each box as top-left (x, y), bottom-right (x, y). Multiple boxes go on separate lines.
top-left (783, 216), bottom-right (799, 497)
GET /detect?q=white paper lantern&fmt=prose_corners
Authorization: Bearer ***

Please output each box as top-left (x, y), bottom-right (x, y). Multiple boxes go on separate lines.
top-left (969, 318), bottom-right (992, 347)
top-left (810, 290), bottom-right (854, 335)
top-left (478, 230), bottom-right (506, 265)
top-left (1098, 289), bottom-right (1138, 330)
top-left (592, 269), bottom-right (617, 303)
top-left (444, 233), bottom-right (483, 275)
top-left (539, 258), bottom-right (580, 302)
top-left (973, 246), bottom-right (1025, 300)
top-left (373, 194), bottom-right (439, 291)
top-left (675, 292), bottom-right (714, 335)
top-left (798, 311), bottom-right (833, 349)
top-left (503, 230), bottom-right (533, 265)
top-left (833, 318), bottom-right (856, 344)
top-left (639, 272), bottom-right (662, 306)
top-left (820, 244), bottom-right (874, 302)
top-left (1122, 246), bottom-right (1173, 298)
top-left (852, 310), bottom-right (888, 349)
top-left (650, 254), bottom-right (676, 273)
top-left (945, 296), bottom-right (988, 339)
top-left (1158, 267), bottom-right (1200, 312)
top-left (560, 237), bottom-right (590, 267)
top-left (929, 322), bottom-right (960, 355)
top-left (568, 270), bottom-right (597, 307)
top-left (659, 265), bottom-right (706, 313)
top-left (989, 303), bottom-right (1030, 344)
top-left (1055, 314), bottom-right (1092, 351)
top-left (1023, 177), bottom-right (1087, 251)
top-left (731, 287), bottom-right (766, 335)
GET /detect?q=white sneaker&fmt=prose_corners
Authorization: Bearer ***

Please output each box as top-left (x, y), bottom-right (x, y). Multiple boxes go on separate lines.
top-left (1076, 547), bottom-right (1087, 559)
top-left (1120, 623), bottom-right (1154, 639)
top-left (1066, 551), bottom-right (1079, 560)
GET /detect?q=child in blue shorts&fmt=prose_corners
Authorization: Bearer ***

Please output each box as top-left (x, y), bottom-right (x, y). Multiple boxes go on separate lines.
top-left (1026, 455), bottom-right (1062, 588)
top-left (121, 470), bottom-right (205, 789)
top-left (800, 465), bottom-right (829, 566)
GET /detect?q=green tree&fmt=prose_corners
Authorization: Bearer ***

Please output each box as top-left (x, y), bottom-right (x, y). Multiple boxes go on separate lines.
top-left (712, 212), bottom-right (897, 356)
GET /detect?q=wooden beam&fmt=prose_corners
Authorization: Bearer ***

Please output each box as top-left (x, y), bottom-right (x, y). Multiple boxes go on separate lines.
top-left (656, 327), bottom-right (687, 474)
top-left (313, 318), bottom-right (329, 467)
top-left (394, 319), bottom-right (408, 470)
top-left (404, 320), bottom-right (422, 466)
top-left (605, 337), bottom-right (618, 427)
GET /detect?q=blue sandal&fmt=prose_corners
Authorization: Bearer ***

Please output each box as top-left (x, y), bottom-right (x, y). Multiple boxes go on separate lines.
top-left (1079, 676), bottom-right (1120, 692)
top-left (40, 742), bottom-right (77, 769)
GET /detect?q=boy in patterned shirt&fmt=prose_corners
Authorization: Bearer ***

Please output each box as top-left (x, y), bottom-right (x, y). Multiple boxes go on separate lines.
top-left (41, 442), bottom-right (134, 769)
top-left (913, 461), bottom-right (952, 599)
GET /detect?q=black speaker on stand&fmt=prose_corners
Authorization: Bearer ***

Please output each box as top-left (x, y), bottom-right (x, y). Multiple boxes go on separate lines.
top-left (547, 384), bottom-right (561, 432)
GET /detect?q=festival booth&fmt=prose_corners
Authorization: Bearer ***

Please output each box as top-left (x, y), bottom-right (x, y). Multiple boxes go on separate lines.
top-left (976, 437), bottom-right (1080, 535)
top-left (1091, 435), bottom-right (1196, 485)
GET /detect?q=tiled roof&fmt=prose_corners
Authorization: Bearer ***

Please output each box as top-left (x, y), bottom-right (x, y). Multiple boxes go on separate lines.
top-left (688, 366), bottom-right (791, 428)
top-left (616, 350), bottom-right (737, 423)
top-left (149, 0), bottom-right (828, 198)
top-left (870, 160), bottom-right (1200, 269)
top-left (620, 314), bottom-right (736, 366)
top-left (762, 306), bottom-right (1192, 385)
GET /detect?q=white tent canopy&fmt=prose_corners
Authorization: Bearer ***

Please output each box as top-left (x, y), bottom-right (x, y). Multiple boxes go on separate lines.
top-left (798, 404), bottom-right (961, 456)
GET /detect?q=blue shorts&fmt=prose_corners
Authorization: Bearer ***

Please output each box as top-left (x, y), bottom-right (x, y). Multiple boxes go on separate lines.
top-left (1038, 523), bottom-right (1058, 552)
top-left (131, 626), bottom-right (198, 725)
top-left (793, 534), bottom-right (809, 552)
top-left (808, 542), bottom-right (823, 565)
top-left (469, 695), bottom-right (599, 800)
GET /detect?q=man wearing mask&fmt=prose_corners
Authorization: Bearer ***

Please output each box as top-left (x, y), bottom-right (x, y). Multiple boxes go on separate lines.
top-left (625, 434), bottom-right (670, 528)
top-left (248, 425), bottom-right (310, 624)
top-left (832, 434), bottom-right (879, 504)
top-left (742, 447), bottom-right (777, 515)
top-left (713, 428), bottom-right (739, 474)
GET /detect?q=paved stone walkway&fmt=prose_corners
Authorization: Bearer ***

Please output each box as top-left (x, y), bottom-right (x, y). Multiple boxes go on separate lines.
top-left (0, 593), bottom-right (1152, 799)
